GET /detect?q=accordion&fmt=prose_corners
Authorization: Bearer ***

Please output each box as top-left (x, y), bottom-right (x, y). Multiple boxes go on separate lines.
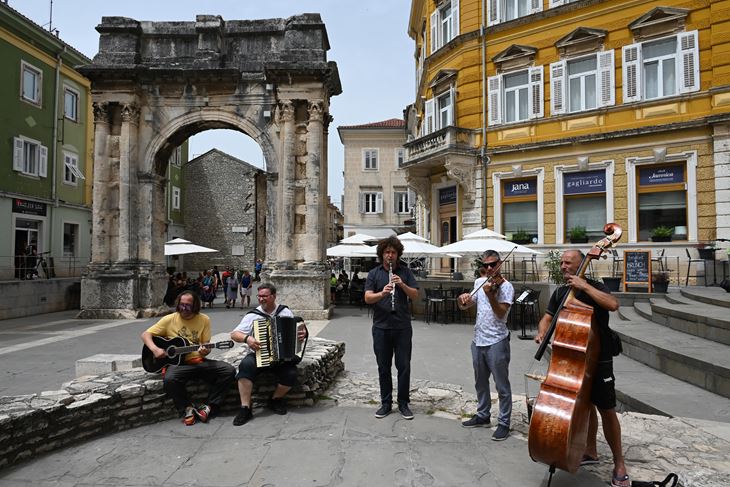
top-left (252, 315), bottom-right (307, 368)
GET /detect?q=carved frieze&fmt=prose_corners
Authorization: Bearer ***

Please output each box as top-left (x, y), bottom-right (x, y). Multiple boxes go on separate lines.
top-left (445, 158), bottom-right (476, 202)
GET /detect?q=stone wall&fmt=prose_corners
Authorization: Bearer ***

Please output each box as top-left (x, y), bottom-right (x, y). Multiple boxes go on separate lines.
top-left (0, 278), bottom-right (80, 320)
top-left (0, 337), bottom-right (344, 470)
top-left (183, 149), bottom-right (265, 273)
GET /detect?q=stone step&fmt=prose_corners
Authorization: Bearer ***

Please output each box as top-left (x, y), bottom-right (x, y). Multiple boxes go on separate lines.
top-left (613, 352), bottom-right (730, 422)
top-left (633, 301), bottom-right (653, 321)
top-left (612, 319), bottom-right (730, 399)
top-left (616, 305), bottom-right (651, 323)
top-left (648, 296), bottom-right (730, 345)
top-left (680, 286), bottom-right (730, 309)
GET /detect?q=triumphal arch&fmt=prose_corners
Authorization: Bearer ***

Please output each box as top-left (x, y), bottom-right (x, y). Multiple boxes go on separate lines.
top-left (78, 14), bottom-right (341, 319)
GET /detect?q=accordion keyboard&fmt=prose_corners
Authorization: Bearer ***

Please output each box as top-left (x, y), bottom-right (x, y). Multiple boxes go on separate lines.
top-left (252, 319), bottom-right (275, 368)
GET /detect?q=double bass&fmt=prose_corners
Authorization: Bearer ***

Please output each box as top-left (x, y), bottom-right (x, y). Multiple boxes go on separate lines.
top-left (528, 223), bottom-right (622, 475)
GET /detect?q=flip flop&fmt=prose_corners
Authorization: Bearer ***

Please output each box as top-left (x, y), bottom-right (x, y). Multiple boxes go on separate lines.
top-left (611, 474), bottom-right (631, 487)
top-left (580, 455), bottom-right (599, 466)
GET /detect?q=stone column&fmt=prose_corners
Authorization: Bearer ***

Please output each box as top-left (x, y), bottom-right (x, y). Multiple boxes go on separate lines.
top-left (91, 102), bottom-right (110, 263)
top-left (119, 103), bottom-right (139, 262)
top-left (278, 100), bottom-right (296, 263)
top-left (137, 172), bottom-right (165, 262)
top-left (304, 101), bottom-right (324, 263)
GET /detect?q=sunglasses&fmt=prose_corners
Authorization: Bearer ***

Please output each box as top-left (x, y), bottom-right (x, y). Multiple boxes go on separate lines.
top-left (257, 294), bottom-right (272, 299)
top-left (482, 261), bottom-right (499, 269)
top-left (178, 303), bottom-right (193, 311)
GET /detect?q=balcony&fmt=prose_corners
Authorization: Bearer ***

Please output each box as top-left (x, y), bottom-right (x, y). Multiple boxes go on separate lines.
top-left (402, 126), bottom-right (477, 169)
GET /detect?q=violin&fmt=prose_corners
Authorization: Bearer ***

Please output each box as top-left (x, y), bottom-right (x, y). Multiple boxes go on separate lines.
top-left (527, 223), bottom-right (622, 475)
top-left (457, 247), bottom-right (515, 310)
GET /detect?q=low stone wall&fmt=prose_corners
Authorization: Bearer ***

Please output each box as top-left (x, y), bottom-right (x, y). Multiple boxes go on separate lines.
top-left (0, 278), bottom-right (80, 320)
top-left (0, 337), bottom-right (345, 469)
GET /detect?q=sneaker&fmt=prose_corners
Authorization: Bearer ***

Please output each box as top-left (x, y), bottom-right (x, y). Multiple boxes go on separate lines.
top-left (232, 406), bottom-right (252, 426)
top-left (268, 397), bottom-right (287, 415)
top-left (194, 404), bottom-right (211, 423)
top-left (183, 406), bottom-right (196, 426)
top-left (461, 415), bottom-right (491, 428)
top-left (491, 424), bottom-right (510, 441)
top-left (374, 404), bottom-right (392, 418)
top-left (399, 404), bottom-right (414, 420)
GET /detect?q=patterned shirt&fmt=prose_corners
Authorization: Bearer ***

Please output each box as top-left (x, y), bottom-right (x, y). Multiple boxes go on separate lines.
top-left (471, 278), bottom-right (514, 346)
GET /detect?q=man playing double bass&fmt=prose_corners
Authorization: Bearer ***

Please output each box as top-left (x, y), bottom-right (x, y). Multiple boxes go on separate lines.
top-left (535, 249), bottom-right (630, 487)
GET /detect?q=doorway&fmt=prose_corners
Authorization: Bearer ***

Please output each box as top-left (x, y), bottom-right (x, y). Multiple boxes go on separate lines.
top-left (14, 219), bottom-right (41, 279)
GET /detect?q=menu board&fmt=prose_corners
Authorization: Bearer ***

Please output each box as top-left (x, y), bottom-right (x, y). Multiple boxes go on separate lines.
top-left (623, 250), bottom-right (652, 292)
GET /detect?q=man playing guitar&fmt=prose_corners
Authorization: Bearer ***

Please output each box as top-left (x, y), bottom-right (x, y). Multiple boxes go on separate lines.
top-left (141, 291), bottom-right (236, 426)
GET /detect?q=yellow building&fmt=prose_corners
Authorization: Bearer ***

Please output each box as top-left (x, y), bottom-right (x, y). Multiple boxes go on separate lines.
top-left (405, 0), bottom-right (730, 278)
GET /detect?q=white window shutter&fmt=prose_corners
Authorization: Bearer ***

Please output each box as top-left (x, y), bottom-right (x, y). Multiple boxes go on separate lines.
top-left (393, 193), bottom-right (398, 213)
top-left (622, 43), bottom-right (641, 103)
top-left (550, 60), bottom-right (567, 115)
top-left (549, 0), bottom-right (565, 7)
top-left (531, 0), bottom-right (542, 14)
top-left (528, 66), bottom-right (544, 119)
top-left (425, 98), bottom-right (435, 134)
top-left (451, 0), bottom-right (459, 37)
top-left (358, 193), bottom-right (364, 213)
top-left (430, 10), bottom-right (439, 54)
top-left (408, 189), bottom-right (416, 211)
top-left (449, 84), bottom-right (456, 126)
top-left (376, 192), bottom-right (383, 214)
top-left (13, 137), bottom-right (24, 171)
top-left (598, 50), bottom-right (615, 107)
top-left (488, 75), bottom-right (502, 125)
top-left (487, 0), bottom-right (500, 27)
top-left (678, 30), bottom-right (700, 94)
top-left (39, 145), bottom-right (48, 178)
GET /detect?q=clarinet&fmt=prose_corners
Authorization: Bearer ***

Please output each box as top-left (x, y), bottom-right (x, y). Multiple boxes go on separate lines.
top-left (388, 257), bottom-right (396, 314)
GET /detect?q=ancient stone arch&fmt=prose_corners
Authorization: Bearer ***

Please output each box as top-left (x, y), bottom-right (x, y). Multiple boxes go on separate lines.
top-left (78, 14), bottom-right (341, 319)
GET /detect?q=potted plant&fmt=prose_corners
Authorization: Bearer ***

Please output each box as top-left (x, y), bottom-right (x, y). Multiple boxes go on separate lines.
top-left (697, 243), bottom-right (716, 261)
top-left (567, 225), bottom-right (588, 244)
top-left (650, 226), bottom-right (673, 242)
top-left (511, 229), bottom-right (531, 244)
top-left (652, 271), bottom-right (670, 293)
top-left (544, 249), bottom-right (565, 285)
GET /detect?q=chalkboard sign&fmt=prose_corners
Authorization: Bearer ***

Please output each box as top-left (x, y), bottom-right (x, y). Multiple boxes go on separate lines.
top-left (623, 250), bottom-right (652, 292)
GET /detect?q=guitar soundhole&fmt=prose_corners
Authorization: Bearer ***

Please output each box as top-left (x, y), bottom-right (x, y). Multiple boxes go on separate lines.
top-left (167, 347), bottom-right (176, 357)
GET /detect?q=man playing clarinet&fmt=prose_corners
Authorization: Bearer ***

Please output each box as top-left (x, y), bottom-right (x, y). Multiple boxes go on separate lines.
top-left (364, 235), bottom-right (419, 420)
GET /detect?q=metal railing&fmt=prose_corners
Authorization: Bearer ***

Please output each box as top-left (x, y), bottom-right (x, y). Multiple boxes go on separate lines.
top-left (0, 254), bottom-right (89, 281)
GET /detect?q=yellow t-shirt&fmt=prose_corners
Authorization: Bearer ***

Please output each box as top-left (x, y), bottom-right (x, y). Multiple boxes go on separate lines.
top-left (145, 312), bottom-right (211, 363)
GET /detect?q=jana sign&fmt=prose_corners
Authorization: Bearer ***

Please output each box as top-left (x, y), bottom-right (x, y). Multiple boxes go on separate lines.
top-left (639, 165), bottom-right (684, 186)
top-left (504, 179), bottom-right (536, 197)
top-left (564, 170), bottom-right (606, 195)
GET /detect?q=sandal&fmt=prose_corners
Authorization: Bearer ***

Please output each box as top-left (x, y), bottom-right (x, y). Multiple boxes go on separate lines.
top-left (580, 455), bottom-right (599, 466)
top-left (611, 474), bottom-right (630, 487)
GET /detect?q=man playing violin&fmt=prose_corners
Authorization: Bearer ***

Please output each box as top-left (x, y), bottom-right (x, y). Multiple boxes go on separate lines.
top-left (457, 250), bottom-right (514, 441)
top-left (535, 249), bottom-right (630, 487)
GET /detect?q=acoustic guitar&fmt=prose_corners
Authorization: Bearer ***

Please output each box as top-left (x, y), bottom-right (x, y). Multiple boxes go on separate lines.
top-left (142, 336), bottom-right (235, 373)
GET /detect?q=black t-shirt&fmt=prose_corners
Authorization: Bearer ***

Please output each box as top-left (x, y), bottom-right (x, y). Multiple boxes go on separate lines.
top-left (365, 264), bottom-right (419, 329)
top-left (546, 280), bottom-right (614, 361)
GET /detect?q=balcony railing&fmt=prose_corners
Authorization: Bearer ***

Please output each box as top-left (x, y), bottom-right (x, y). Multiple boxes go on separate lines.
top-left (402, 126), bottom-right (476, 168)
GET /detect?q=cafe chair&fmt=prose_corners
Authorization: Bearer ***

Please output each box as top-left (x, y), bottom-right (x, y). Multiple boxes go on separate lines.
top-left (651, 249), bottom-right (666, 272)
top-left (611, 249), bottom-right (623, 278)
top-left (685, 248), bottom-right (705, 286)
top-left (425, 288), bottom-right (446, 324)
top-left (521, 254), bottom-right (539, 282)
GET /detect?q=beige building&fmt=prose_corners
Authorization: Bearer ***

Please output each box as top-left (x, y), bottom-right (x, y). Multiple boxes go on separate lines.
top-left (338, 119), bottom-right (414, 238)
top-left (326, 196), bottom-right (344, 247)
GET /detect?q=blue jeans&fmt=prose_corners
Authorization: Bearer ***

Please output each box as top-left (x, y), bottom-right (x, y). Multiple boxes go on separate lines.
top-left (372, 326), bottom-right (412, 406)
top-left (471, 336), bottom-right (512, 427)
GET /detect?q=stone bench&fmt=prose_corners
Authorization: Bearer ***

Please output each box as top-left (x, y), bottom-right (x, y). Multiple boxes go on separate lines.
top-left (0, 337), bottom-right (345, 469)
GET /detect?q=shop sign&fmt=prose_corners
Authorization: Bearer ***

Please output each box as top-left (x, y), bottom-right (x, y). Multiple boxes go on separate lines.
top-left (12, 199), bottom-right (47, 216)
top-left (639, 165), bottom-right (684, 186)
top-left (504, 179), bottom-right (536, 197)
top-left (439, 186), bottom-right (457, 205)
top-left (564, 170), bottom-right (605, 195)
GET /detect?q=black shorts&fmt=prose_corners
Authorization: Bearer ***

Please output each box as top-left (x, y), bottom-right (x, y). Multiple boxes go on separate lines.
top-left (235, 352), bottom-right (298, 387)
top-left (591, 360), bottom-right (617, 410)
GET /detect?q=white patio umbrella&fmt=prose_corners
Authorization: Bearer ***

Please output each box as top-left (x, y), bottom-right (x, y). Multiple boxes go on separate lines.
top-left (434, 237), bottom-right (541, 256)
top-left (326, 243), bottom-right (373, 257)
top-left (463, 228), bottom-right (507, 240)
top-left (340, 233), bottom-right (378, 244)
top-left (164, 238), bottom-right (219, 256)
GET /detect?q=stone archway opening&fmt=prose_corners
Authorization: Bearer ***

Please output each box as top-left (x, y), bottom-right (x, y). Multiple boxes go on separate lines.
top-left (78, 14), bottom-right (341, 319)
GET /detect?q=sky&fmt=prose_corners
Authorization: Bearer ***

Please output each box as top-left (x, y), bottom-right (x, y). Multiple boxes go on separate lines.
top-left (12, 0), bottom-right (415, 209)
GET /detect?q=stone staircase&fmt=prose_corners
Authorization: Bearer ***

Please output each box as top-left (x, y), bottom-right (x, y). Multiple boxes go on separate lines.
top-left (611, 288), bottom-right (730, 423)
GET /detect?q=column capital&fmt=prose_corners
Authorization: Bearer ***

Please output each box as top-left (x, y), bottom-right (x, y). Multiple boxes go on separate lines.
top-left (93, 102), bottom-right (110, 123)
top-left (445, 156), bottom-right (476, 202)
top-left (278, 100), bottom-right (295, 123)
top-left (405, 173), bottom-right (431, 212)
top-left (308, 101), bottom-right (324, 123)
top-left (121, 103), bottom-right (140, 124)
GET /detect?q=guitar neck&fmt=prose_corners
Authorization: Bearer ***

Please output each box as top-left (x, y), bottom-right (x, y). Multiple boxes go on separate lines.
top-left (169, 342), bottom-right (218, 354)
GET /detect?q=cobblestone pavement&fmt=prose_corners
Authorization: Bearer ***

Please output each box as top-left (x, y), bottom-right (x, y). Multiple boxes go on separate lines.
top-left (327, 371), bottom-right (730, 487)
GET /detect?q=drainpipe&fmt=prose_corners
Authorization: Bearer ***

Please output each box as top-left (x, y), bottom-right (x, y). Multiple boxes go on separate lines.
top-left (51, 47), bottom-right (65, 256)
top-left (481, 0), bottom-right (488, 228)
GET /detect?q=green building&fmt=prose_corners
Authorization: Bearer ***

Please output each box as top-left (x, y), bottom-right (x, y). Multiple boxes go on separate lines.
top-left (0, 2), bottom-right (92, 279)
